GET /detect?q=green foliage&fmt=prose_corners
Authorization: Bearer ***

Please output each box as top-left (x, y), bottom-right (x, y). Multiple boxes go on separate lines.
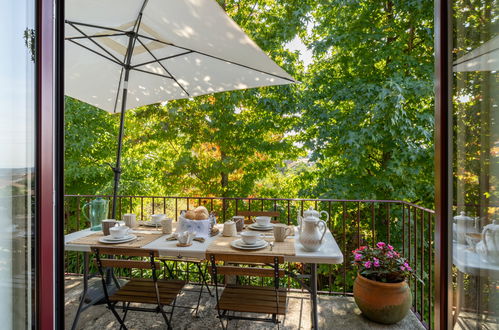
top-left (299, 0), bottom-right (434, 206)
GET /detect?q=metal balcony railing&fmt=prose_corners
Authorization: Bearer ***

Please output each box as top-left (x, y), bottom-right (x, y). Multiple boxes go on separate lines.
top-left (64, 194), bottom-right (435, 328)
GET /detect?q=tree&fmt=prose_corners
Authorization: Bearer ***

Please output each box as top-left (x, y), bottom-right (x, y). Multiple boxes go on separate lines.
top-left (298, 0), bottom-right (434, 206)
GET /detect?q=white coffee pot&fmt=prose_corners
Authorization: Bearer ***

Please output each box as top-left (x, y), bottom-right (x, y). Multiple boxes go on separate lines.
top-left (298, 207), bottom-right (329, 231)
top-left (299, 216), bottom-right (327, 252)
top-left (453, 211), bottom-right (478, 244)
top-left (476, 220), bottom-right (499, 264)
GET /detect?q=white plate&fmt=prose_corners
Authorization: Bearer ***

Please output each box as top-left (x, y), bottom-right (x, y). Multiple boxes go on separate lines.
top-left (234, 238), bottom-right (267, 247)
top-left (98, 234), bottom-right (137, 244)
top-left (138, 221), bottom-right (161, 227)
top-left (248, 223), bottom-right (273, 231)
top-left (104, 234), bottom-right (135, 241)
top-left (231, 239), bottom-right (268, 250)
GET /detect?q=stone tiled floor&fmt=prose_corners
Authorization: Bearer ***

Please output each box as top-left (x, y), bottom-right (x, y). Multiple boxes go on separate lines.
top-left (65, 276), bottom-right (425, 329)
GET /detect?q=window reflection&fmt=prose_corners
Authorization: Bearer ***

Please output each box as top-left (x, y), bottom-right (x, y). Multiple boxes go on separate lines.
top-left (0, 1), bottom-right (36, 329)
top-left (452, 0), bottom-right (499, 328)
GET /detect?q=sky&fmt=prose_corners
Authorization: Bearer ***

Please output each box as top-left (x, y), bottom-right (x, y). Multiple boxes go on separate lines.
top-left (286, 35), bottom-right (313, 68)
top-left (0, 1), bottom-right (35, 169)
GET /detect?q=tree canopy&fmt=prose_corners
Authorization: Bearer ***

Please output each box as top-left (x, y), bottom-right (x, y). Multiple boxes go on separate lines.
top-left (65, 0), bottom-right (435, 208)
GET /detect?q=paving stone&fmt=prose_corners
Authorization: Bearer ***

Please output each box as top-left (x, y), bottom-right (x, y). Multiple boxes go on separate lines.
top-left (65, 276), bottom-right (424, 330)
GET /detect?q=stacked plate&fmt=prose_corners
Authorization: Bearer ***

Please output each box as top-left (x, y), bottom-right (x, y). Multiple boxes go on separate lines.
top-left (230, 238), bottom-right (268, 250)
top-left (247, 223), bottom-right (274, 231)
top-left (98, 234), bottom-right (137, 244)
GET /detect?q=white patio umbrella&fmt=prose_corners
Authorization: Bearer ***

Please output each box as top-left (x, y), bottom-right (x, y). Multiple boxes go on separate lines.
top-left (65, 0), bottom-right (296, 217)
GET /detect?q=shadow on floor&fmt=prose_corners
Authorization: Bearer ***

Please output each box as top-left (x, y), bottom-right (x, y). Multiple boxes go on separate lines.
top-left (65, 276), bottom-right (425, 330)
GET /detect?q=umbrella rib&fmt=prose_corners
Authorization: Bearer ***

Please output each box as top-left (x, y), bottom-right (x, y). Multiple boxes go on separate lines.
top-left (113, 67), bottom-right (125, 113)
top-left (68, 22), bottom-right (124, 65)
top-left (130, 67), bottom-right (174, 80)
top-left (67, 39), bottom-right (124, 66)
top-left (135, 37), bottom-right (190, 96)
top-left (66, 33), bottom-right (127, 41)
top-left (137, 34), bottom-right (296, 83)
top-left (131, 51), bottom-right (193, 69)
top-left (65, 20), bottom-right (128, 34)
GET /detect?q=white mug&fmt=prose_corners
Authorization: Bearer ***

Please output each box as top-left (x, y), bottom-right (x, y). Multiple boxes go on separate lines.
top-left (123, 213), bottom-right (137, 228)
top-left (160, 218), bottom-right (173, 234)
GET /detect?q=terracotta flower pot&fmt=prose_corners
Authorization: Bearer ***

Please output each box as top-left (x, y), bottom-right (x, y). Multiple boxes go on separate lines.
top-left (353, 273), bottom-right (412, 324)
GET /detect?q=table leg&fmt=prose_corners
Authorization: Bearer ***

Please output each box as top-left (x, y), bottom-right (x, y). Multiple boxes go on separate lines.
top-left (453, 270), bottom-right (464, 326)
top-left (310, 263), bottom-right (319, 329)
top-left (71, 252), bottom-right (89, 330)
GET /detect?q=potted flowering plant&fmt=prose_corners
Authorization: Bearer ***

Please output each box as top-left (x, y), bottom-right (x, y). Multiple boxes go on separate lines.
top-left (352, 242), bottom-right (414, 324)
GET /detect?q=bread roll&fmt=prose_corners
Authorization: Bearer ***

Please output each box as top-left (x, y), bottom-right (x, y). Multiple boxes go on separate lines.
top-left (184, 210), bottom-right (197, 220)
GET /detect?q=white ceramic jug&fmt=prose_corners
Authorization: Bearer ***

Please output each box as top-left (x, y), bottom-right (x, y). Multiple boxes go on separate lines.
top-left (299, 216), bottom-right (327, 252)
top-left (453, 211), bottom-right (478, 244)
top-left (298, 207), bottom-right (329, 232)
top-left (476, 220), bottom-right (499, 264)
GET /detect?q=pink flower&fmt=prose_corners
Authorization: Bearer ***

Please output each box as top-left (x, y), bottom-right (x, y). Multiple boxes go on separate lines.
top-left (403, 262), bottom-right (412, 271)
top-left (373, 258), bottom-right (380, 267)
top-left (376, 242), bottom-right (386, 249)
top-left (386, 252), bottom-right (394, 258)
top-left (400, 266), bottom-right (406, 271)
top-left (387, 244), bottom-right (394, 251)
top-left (358, 246), bottom-right (367, 251)
top-left (364, 261), bottom-right (372, 269)
top-left (354, 253), bottom-right (363, 261)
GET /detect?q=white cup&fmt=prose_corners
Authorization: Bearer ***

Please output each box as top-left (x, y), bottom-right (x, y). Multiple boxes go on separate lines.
top-left (109, 225), bottom-right (129, 239)
top-left (255, 216), bottom-right (271, 227)
top-left (123, 213), bottom-right (137, 228)
top-left (240, 231), bottom-right (261, 245)
top-left (151, 214), bottom-right (167, 224)
top-left (160, 218), bottom-right (173, 234)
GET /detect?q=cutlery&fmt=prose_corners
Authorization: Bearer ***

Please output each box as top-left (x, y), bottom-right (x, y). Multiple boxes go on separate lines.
top-left (269, 241), bottom-right (274, 251)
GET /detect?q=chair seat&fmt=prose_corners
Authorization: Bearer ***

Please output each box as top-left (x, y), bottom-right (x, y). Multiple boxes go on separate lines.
top-left (159, 257), bottom-right (204, 263)
top-left (109, 278), bottom-right (185, 305)
top-left (218, 285), bottom-right (287, 315)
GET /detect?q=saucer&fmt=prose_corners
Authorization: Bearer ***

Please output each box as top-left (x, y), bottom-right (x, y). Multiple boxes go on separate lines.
top-left (248, 223), bottom-right (273, 231)
top-left (231, 239), bottom-right (268, 250)
top-left (98, 234), bottom-right (137, 244)
top-left (105, 233), bottom-right (134, 241)
top-left (138, 221), bottom-right (160, 227)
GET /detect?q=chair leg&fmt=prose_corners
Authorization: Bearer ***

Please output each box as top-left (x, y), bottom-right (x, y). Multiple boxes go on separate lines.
top-left (119, 302), bottom-right (130, 330)
top-left (159, 305), bottom-right (173, 330)
top-left (197, 263), bottom-right (213, 297)
top-left (108, 302), bottom-right (127, 330)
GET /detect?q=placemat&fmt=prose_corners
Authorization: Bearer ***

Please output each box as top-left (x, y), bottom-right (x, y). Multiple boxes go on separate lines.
top-left (67, 231), bottom-right (163, 249)
top-left (206, 236), bottom-right (295, 256)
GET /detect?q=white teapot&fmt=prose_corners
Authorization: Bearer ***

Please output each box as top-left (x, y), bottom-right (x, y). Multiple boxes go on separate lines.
top-left (299, 216), bottom-right (327, 252)
top-left (453, 211), bottom-right (478, 244)
top-left (298, 207), bottom-right (329, 231)
top-left (476, 220), bottom-right (499, 264)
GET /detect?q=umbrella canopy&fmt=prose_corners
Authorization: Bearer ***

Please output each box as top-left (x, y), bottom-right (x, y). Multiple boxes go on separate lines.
top-left (65, 0), bottom-right (295, 113)
top-left (65, 0), bottom-right (295, 217)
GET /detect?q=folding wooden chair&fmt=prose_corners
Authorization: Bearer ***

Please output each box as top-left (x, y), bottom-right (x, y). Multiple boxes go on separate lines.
top-left (208, 253), bottom-right (287, 329)
top-left (158, 256), bottom-right (213, 316)
top-left (92, 247), bottom-right (185, 330)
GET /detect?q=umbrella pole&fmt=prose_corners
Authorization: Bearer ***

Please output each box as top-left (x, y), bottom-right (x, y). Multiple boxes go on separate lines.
top-left (111, 32), bottom-right (136, 219)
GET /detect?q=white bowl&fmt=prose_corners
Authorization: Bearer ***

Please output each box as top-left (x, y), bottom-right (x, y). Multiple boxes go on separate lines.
top-left (151, 214), bottom-right (167, 224)
top-left (255, 216), bottom-right (271, 227)
top-left (240, 231), bottom-right (262, 245)
top-left (109, 225), bottom-right (129, 239)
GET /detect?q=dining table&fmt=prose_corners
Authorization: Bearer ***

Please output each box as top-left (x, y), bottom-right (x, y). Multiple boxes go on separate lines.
top-left (65, 222), bottom-right (344, 330)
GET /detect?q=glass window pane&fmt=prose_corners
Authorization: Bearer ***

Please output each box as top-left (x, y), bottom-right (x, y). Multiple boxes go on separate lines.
top-left (452, 0), bottom-right (499, 328)
top-left (0, 0), bottom-right (36, 329)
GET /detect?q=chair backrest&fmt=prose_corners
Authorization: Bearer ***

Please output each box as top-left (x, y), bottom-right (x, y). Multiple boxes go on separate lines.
top-left (207, 253), bottom-right (285, 288)
top-left (91, 247), bottom-right (160, 272)
top-left (236, 210), bottom-right (281, 223)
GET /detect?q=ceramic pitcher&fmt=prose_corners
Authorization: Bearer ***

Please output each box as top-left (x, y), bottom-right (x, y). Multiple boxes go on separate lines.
top-left (453, 211), bottom-right (478, 244)
top-left (476, 220), bottom-right (499, 264)
top-left (298, 207), bottom-right (329, 232)
top-left (299, 216), bottom-right (327, 252)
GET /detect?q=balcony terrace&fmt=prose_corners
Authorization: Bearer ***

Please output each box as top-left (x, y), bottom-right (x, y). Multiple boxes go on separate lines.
top-left (64, 195), bottom-right (435, 329)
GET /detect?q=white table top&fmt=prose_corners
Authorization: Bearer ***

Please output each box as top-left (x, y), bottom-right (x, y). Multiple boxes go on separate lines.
top-left (453, 242), bottom-right (499, 278)
top-left (65, 225), bottom-right (344, 265)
